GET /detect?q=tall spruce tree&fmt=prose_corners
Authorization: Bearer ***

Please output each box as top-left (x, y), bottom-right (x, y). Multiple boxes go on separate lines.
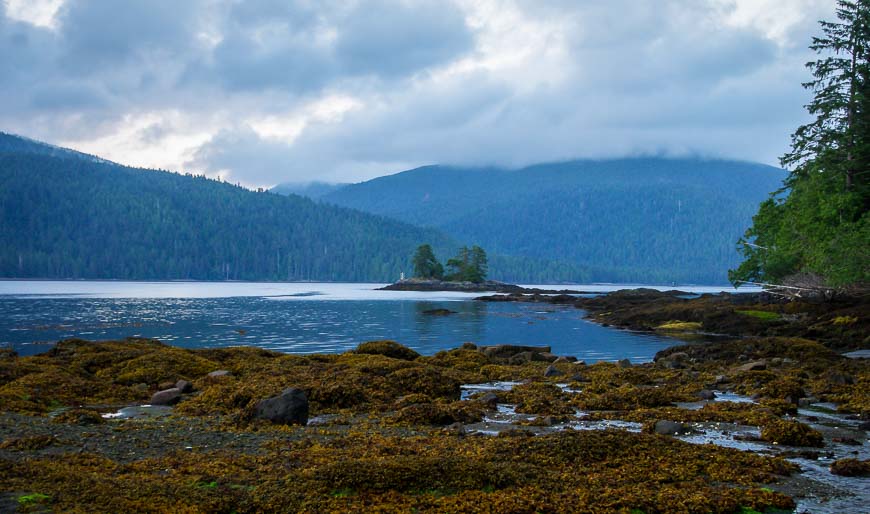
top-left (730, 1), bottom-right (870, 287)
top-left (411, 244), bottom-right (443, 279)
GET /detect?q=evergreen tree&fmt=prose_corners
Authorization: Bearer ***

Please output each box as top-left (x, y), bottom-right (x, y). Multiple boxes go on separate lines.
top-left (469, 245), bottom-right (488, 283)
top-left (411, 244), bottom-right (443, 279)
top-left (731, 1), bottom-right (870, 287)
top-left (445, 245), bottom-right (488, 283)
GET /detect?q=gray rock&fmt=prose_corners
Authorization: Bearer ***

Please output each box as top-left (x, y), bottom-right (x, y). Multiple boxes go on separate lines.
top-left (554, 356), bottom-right (578, 363)
top-left (207, 370), bottom-right (231, 378)
top-left (150, 388), bottom-right (182, 406)
top-left (175, 379), bottom-right (193, 393)
top-left (570, 373), bottom-right (589, 383)
top-left (653, 420), bottom-right (695, 436)
top-left (697, 390), bottom-right (716, 401)
top-left (544, 365), bottom-right (565, 377)
top-left (659, 359), bottom-right (686, 370)
top-left (255, 388), bottom-right (309, 426)
top-left (617, 358), bottom-right (632, 368)
top-left (668, 352), bottom-right (689, 362)
top-left (736, 360), bottom-right (767, 372)
top-left (445, 422), bottom-right (466, 436)
top-left (714, 375), bottom-right (729, 385)
top-left (479, 392), bottom-right (499, 409)
top-left (798, 397), bottom-right (819, 407)
top-left (537, 352), bottom-right (560, 362)
top-left (460, 342), bottom-right (478, 350)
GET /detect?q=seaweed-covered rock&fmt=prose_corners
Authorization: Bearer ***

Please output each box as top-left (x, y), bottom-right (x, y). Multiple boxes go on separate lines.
top-left (355, 341), bottom-right (420, 361)
top-left (830, 458), bottom-right (870, 477)
top-left (254, 387), bottom-right (308, 426)
top-left (480, 345), bottom-right (551, 360)
top-left (760, 419), bottom-right (824, 447)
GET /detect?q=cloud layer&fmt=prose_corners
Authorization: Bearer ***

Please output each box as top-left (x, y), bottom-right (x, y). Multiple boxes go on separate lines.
top-left (0, 0), bottom-right (836, 186)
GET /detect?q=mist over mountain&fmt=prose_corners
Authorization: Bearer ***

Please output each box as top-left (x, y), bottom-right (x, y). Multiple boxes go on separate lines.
top-left (271, 181), bottom-right (349, 199)
top-left (322, 159), bottom-right (787, 284)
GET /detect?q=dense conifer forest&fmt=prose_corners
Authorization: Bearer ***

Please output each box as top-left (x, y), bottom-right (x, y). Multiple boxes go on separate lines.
top-left (321, 158), bottom-right (787, 284)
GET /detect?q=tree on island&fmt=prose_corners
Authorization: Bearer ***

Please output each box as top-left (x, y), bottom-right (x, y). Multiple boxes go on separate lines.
top-left (411, 244), bottom-right (444, 279)
top-left (446, 245), bottom-right (488, 283)
top-left (731, 1), bottom-right (869, 288)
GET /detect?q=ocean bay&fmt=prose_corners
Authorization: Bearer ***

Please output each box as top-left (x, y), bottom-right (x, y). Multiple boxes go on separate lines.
top-left (0, 281), bottom-right (748, 359)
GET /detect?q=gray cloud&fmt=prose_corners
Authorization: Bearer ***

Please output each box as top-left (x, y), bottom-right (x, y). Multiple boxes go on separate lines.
top-left (0, 0), bottom-right (837, 186)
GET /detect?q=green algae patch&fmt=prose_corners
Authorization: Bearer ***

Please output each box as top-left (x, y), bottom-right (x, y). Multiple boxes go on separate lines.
top-left (655, 321), bottom-right (703, 331)
top-left (832, 315), bottom-right (858, 325)
top-left (737, 310), bottom-right (782, 321)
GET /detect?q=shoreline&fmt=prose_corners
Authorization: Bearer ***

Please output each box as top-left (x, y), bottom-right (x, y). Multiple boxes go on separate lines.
top-left (0, 289), bottom-right (867, 512)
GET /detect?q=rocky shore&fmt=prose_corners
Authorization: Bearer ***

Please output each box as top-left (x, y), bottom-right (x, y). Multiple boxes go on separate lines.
top-left (0, 289), bottom-right (867, 512)
top-left (378, 278), bottom-right (585, 294)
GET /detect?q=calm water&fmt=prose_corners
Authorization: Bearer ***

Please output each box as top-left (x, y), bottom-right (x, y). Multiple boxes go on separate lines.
top-left (0, 281), bottom-right (753, 360)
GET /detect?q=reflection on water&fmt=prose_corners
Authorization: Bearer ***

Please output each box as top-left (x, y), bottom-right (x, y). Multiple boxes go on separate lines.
top-left (0, 294), bottom-right (677, 361)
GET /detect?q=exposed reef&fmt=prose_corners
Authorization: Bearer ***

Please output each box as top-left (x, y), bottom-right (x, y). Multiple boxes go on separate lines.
top-left (1, 322), bottom-right (867, 512)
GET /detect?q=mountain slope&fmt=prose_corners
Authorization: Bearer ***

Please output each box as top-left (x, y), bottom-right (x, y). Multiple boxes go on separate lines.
top-left (0, 133), bottom-right (459, 282)
top-left (323, 158), bottom-right (788, 283)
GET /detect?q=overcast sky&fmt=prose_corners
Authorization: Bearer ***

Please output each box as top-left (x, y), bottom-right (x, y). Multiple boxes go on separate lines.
top-left (1, 0), bottom-right (835, 187)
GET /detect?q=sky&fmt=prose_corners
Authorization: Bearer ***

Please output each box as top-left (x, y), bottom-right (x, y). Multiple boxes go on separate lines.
top-left (0, 0), bottom-right (836, 187)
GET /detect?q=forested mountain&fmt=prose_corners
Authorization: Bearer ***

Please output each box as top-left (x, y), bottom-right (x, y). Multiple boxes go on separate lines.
top-left (0, 133), bottom-right (593, 283)
top-left (271, 181), bottom-right (348, 199)
top-left (0, 133), bottom-right (457, 282)
top-left (323, 159), bottom-right (788, 284)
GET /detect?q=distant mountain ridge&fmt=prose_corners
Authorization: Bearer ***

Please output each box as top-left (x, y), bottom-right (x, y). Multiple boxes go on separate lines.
top-left (0, 132), bottom-right (455, 281)
top-left (321, 158), bottom-right (787, 284)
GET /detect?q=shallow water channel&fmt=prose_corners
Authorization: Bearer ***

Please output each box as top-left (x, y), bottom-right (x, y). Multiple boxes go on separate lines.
top-left (459, 382), bottom-right (869, 514)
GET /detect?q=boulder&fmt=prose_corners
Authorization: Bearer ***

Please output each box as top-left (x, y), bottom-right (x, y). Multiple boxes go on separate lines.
top-left (175, 379), bottom-right (193, 393)
top-left (537, 352), bottom-right (560, 362)
top-left (696, 390), bottom-right (716, 401)
top-left (255, 388), bottom-right (309, 426)
top-left (479, 392), bottom-right (499, 409)
top-left (617, 358), bottom-right (632, 368)
top-left (207, 370), bottom-right (231, 378)
top-left (798, 397), bottom-right (819, 407)
top-left (653, 420), bottom-right (695, 436)
top-left (554, 356), bottom-right (578, 363)
top-left (544, 365), bottom-right (564, 377)
top-left (150, 388), bottom-right (182, 406)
